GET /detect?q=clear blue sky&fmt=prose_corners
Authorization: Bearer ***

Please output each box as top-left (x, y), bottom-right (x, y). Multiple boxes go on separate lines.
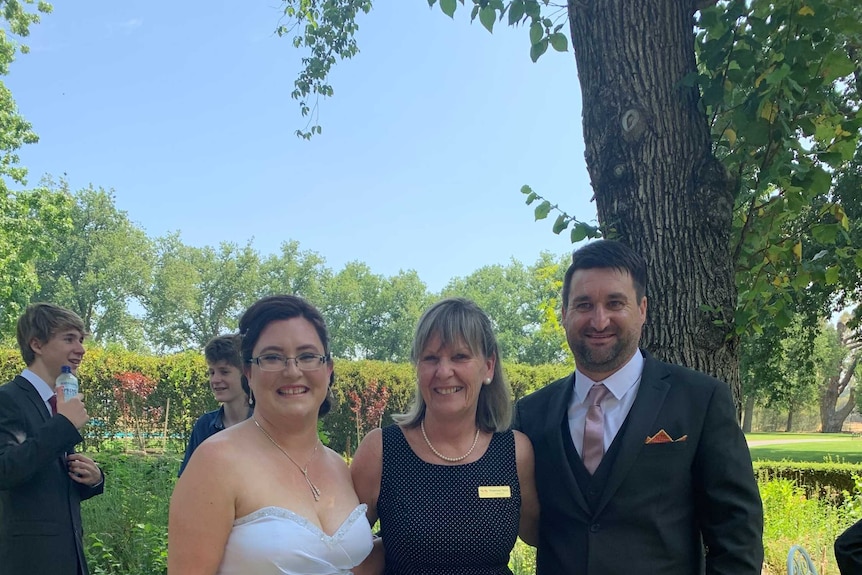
top-left (6, 1), bottom-right (596, 292)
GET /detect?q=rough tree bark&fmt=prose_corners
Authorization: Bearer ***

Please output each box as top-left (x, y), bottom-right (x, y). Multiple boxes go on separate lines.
top-left (567, 0), bottom-right (739, 404)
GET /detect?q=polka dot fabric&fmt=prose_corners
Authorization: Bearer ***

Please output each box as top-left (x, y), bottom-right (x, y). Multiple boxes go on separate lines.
top-left (377, 425), bottom-right (521, 575)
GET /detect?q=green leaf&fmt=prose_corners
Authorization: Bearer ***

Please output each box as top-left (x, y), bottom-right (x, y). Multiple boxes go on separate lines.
top-left (812, 224), bottom-right (839, 244)
top-left (529, 21), bottom-right (543, 45)
top-left (825, 265), bottom-right (840, 285)
top-left (549, 33), bottom-right (568, 52)
top-left (520, 184), bottom-right (533, 195)
top-left (508, 0), bottom-right (525, 25)
top-left (440, 0), bottom-right (456, 18)
top-left (822, 52), bottom-right (855, 83)
top-left (534, 201), bottom-right (551, 221)
top-left (570, 223), bottom-right (588, 243)
top-left (525, 192), bottom-right (537, 204)
top-left (479, 6), bottom-right (495, 33)
top-left (552, 215), bottom-right (568, 234)
top-left (530, 38), bottom-right (548, 63)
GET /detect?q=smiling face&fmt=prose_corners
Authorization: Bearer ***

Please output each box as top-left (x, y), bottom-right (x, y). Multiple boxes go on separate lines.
top-left (207, 360), bottom-right (246, 405)
top-left (30, 328), bottom-right (86, 384)
top-left (562, 267), bottom-right (647, 381)
top-left (244, 317), bottom-right (332, 419)
top-left (416, 335), bottom-right (495, 421)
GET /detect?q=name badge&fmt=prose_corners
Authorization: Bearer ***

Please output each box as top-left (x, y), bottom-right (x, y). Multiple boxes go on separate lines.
top-left (478, 486), bottom-right (511, 498)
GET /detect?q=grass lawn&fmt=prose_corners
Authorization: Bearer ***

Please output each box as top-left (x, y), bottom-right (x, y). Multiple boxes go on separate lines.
top-left (750, 439), bottom-right (862, 463)
top-left (746, 432), bottom-right (855, 442)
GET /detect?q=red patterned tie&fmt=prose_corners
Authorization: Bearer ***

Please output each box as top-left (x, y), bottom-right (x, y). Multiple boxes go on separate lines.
top-left (48, 394), bottom-right (58, 415)
top-left (582, 384), bottom-right (610, 475)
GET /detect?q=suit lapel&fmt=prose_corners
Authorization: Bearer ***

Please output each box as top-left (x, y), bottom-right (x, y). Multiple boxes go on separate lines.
top-left (594, 355), bottom-right (670, 514)
top-left (14, 376), bottom-right (50, 423)
top-left (541, 374), bottom-right (592, 515)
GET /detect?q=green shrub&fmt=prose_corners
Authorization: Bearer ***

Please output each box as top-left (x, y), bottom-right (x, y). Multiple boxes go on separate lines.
top-left (760, 478), bottom-right (855, 574)
top-left (82, 450), bottom-right (178, 574)
top-left (755, 460), bottom-right (862, 505)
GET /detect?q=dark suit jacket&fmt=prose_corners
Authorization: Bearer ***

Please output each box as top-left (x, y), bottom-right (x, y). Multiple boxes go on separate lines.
top-left (836, 518), bottom-right (862, 574)
top-left (0, 375), bottom-right (104, 575)
top-left (513, 351), bottom-right (763, 575)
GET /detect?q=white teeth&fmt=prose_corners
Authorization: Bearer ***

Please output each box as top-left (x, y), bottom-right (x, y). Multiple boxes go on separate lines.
top-left (436, 388), bottom-right (460, 395)
top-left (279, 388), bottom-right (307, 396)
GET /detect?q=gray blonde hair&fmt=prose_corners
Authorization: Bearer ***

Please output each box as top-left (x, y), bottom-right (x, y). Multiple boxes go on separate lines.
top-left (393, 297), bottom-right (512, 432)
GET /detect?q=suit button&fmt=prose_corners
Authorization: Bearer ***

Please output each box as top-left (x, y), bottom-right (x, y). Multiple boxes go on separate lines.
top-left (589, 523), bottom-right (600, 533)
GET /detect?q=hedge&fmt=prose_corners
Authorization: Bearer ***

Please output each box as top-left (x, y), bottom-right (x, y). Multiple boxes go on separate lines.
top-left (0, 348), bottom-right (573, 454)
top-left (754, 460), bottom-right (862, 505)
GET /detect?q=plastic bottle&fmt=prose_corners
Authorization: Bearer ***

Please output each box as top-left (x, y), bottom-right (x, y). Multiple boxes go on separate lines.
top-left (56, 365), bottom-right (79, 402)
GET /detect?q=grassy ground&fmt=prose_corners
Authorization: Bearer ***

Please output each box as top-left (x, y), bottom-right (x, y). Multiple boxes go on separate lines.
top-left (749, 437), bottom-right (862, 463)
top-left (746, 432), bottom-right (855, 442)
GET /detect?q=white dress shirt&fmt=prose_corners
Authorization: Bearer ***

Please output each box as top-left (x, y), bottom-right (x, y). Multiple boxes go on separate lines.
top-left (567, 350), bottom-right (645, 456)
top-left (21, 368), bottom-right (55, 416)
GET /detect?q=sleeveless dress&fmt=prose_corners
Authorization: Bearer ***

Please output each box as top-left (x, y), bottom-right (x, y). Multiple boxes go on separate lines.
top-left (377, 425), bottom-right (521, 575)
top-left (216, 504), bottom-right (373, 575)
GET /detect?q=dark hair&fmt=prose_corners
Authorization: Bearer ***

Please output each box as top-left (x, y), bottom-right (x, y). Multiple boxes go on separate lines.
top-left (16, 303), bottom-right (86, 366)
top-left (394, 297), bottom-right (512, 432)
top-left (204, 334), bottom-right (249, 398)
top-left (238, 295), bottom-right (334, 417)
top-left (562, 240), bottom-right (647, 307)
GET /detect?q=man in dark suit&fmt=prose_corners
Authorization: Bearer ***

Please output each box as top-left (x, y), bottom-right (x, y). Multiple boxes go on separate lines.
top-left (836, 518), bottom-right (862, 574)
top-left (0, 303), bottom-right (104, 575)
top-left (514, 240), bottom-right (763, 575)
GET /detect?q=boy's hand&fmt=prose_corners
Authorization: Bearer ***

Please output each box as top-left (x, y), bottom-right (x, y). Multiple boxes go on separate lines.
top-left (55, 394), bottom-right (89, 429)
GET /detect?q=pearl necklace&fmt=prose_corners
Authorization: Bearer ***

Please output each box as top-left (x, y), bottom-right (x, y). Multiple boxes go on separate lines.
top-left (253, 418), bottom-right (321, 501)
top-left (420, 420), bottom-right (481, 463)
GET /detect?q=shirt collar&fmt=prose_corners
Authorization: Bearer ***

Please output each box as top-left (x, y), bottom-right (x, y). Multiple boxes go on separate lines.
top-left (211, 405), bottom-right (226, 431)
top-left (574, 349), bottom-right (644, 403)
top-left (21, 368), bottom-right (55, 403)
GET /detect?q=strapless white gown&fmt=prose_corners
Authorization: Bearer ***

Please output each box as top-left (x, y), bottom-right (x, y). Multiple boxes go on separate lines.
top-left (216, 504), bottom-right (373, 575)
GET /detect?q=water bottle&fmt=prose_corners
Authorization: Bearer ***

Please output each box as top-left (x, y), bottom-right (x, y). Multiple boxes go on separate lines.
top-left (56, 366), bottom-right (79, 402)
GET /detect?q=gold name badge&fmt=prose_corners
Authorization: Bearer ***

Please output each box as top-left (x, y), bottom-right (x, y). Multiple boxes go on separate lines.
top-left (478, 486), bottom-right (511, 499)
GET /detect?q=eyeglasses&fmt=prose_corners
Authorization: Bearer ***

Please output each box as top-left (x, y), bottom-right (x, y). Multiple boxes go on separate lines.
top-left (249, 352), bottom-right (328, 372)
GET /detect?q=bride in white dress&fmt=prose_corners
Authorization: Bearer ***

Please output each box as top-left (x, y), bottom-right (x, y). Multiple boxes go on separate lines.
top-left (169, 295), bottom-right (374, 575)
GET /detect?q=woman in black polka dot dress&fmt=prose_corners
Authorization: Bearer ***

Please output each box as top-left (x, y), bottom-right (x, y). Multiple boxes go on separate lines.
top-left (351, 298), bottom-right (539, 575)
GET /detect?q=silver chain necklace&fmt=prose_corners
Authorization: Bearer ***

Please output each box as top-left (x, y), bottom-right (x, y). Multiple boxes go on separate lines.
top-left (253, 418), bottom-right (321, 501)
top-left (420, 419), bottom-right (481, 463)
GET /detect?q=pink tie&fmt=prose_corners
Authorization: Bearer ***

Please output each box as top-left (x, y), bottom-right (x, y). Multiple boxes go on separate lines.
top-left (582, 383), bottom-right (610, 475)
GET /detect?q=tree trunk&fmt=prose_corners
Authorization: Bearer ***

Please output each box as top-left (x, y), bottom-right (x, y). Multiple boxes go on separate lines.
top-left (742, 395), bottom-right (755, 433)
top-left (820, 353), bottom-right (860, 433)
top-left (568, 1), bottom-right (739, 408)
top-left (785, 407), bottom-right (793, 433)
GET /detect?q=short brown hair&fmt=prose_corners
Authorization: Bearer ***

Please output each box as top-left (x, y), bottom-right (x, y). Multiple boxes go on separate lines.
top-left (205, 334), bottom-right (249, 398)
top-left (16, 303), bottom-right (86, 366)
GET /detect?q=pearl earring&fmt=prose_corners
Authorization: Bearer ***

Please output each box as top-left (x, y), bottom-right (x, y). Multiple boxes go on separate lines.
top-left (484, 378), bottom-right (491, 385)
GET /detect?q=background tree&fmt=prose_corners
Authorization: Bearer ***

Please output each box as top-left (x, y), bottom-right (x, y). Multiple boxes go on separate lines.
top-left (145, 235), bottom-right (262, 351)
top-left (259, 239), bottom-right (331, 303)
top-left (33, 182), bottom-right (153, 350)
top-left (0, 0), bottom-right (53, 333)
top-left (821, 320), bottom-right (860, 432)
top-left (442, 252), bottom-right (567, 365)
top-left (0, 187), bottom-right (71, 336)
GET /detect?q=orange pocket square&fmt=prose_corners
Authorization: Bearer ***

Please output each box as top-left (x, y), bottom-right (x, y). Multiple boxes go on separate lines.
top-left (645, 430), bottom-right (687, 444)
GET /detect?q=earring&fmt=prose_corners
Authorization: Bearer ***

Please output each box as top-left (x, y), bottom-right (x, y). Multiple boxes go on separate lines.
top-left (483, 378), bottom-right (491, 385)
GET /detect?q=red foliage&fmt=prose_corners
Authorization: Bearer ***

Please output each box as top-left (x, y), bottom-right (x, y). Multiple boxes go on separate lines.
top-left (348, 379), bottom-right (390, 449)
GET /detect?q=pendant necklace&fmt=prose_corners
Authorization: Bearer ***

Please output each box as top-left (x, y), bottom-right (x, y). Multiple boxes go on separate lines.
top-left (254, 418), bottom-right (321, 501)
top-left (421, 419), bottom-right (481, 463)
